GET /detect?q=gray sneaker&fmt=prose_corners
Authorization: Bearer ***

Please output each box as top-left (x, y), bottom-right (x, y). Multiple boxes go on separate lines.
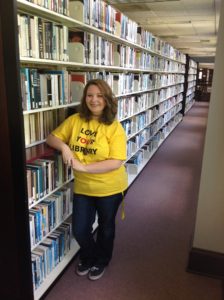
top-left (88, 266), bottom-right (105, 280)
top-left (76, 262), bottom-right (91, 276)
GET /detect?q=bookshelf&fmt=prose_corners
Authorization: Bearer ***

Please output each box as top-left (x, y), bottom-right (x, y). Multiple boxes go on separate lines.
top-left (183, 55), bottom-right (197, 114)
top-left (1, 0), bottom-right (186, 299)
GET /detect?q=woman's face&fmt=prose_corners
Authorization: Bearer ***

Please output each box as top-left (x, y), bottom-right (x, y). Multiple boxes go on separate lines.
top-left (85, 84), bottom-right (106, 118)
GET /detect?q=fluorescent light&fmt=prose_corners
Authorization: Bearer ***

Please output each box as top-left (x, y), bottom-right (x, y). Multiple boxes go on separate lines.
top-left (147, 20), bottom-right (192, 25)
top-left (109, 0), bottom-right (180, 3)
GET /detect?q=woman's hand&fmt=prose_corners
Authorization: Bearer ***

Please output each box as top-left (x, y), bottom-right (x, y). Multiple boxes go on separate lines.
top-left (61, 144), bottom-right (76, 167)
top-left (72, 159), bottom-right (87, 172)
top-left (46, 134), bottom-right (86, 171)
top-left (61, 145), bottom-right (86, 172)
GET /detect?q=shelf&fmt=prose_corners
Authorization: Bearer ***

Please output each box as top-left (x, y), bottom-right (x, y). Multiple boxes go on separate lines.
top-left (127, 116), bottom-right (182, 186)
top-left (33, 219), bottom-right (98, 300)
top-left (23, 102), bottom-right (78, 115)
top-left (33, 238), bottom-right (79, 300)
top-left (116, 81), bottom-right (184, 99)
top-left (26, 144), bottom-right (54, 162)
top-left (31, 212), bottom-right (73, 250)
top-left (14, 1), bottom-right (188, 299)
top-left (29, 177), bottom-right (74, 209)
top-left (20, 57), bottom-right (185, 73)
top-left (125, 95), bottom-right (183, 141)
top-left (17, 0), bottom-right (185, 65)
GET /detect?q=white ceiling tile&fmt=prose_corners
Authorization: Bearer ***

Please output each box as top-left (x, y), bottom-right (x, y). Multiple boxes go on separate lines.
top-left (107, 0), bottom-right (220, 60)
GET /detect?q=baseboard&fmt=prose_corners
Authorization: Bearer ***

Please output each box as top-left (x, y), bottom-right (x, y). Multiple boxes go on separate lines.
top-left (187, 247), bottom-right (224, 279)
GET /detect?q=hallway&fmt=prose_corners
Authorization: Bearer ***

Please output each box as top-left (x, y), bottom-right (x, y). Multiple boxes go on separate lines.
top-left (43, 102), bottom-right (223, 300)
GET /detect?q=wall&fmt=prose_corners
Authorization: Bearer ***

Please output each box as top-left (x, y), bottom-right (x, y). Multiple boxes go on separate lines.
top-left (192, 0), bottom-right (224, 253)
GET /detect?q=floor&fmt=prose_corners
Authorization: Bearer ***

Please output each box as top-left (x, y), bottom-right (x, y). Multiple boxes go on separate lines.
top-left (43, 102), bottom-right (223, 300)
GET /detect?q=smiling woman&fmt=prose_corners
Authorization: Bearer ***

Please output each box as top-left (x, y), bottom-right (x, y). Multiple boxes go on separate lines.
top-left (79, 79), bottom-right (118, 125)
top-left (85, 85), bottom-right (106, 118)
top-left (46, 79), bottom-right (128, 281)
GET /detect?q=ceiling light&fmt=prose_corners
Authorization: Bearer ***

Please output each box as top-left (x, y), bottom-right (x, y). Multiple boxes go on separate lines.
top-left (159, 35), bottom-right (179, 39)
top-left (146, 20), bottom-right (192, 25)
top-left (109, 0), bottom-right (180, 4)
top-left (167, 20), bottom-right (192, 24)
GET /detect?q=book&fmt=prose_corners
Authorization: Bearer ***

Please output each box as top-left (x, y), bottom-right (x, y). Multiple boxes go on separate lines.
top-left (70, 72), bottom-right (86, 103)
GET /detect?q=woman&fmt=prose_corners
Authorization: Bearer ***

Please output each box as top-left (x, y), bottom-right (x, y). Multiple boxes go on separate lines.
top-left (46, 79), bottom-right (128, 280)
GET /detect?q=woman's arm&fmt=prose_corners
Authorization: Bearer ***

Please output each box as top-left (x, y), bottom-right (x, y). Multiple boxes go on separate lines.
top-left (46, 134), bottom-right (76, 166)
top-left (75, 159), bottom-right (123, 174)
top-left (46, 134), bottom-right (123, 172)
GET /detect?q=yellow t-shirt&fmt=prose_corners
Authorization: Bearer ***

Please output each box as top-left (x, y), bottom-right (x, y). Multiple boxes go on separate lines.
top-left (52, 113), bottom-right (128, 196)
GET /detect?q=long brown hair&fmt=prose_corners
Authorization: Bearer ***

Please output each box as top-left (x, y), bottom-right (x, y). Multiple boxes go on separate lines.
top-left (79, 79), bottom-right (117, 125)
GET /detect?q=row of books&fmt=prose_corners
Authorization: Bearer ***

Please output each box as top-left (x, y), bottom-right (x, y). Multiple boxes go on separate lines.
top-left (20, 68), bottom-right (72, 111)
top-left (185, 93), bottom-right (195, 105)
top-left (114, 73), bottom-right (184, 96)
top-left (162, 84), bottom-right (184, 100)
top-left (189, 59), bottom-right (197, 69)
top-left (21, 0), bottom-right (186, 63)
top-left (159, 94), bottom-right (183, 116)
top-left (22, 82), bottom-right (184, 147)
top-left (126, 115), bottom-right (164, 159)
top-left (155, 97), bottom-right (182, 125)
top-left (185, 98), bottom-right (195, 114)
top-left (187, 80), bottom-right (196, 89)
top-left (24, 109), bottom-right (67, 146)
top-left (70, 0), bottom-right (117, 35)
top-left (113, 73), bottom-right (184, 96)
top-left (31, 222), bottom-right (72, 290)
top-left (20, 67), bottom-right (185, 113)
top-left (121, 92), bottom-right (183, 139)
top-left (160, 112), bottom-right (182, 139)
top-left (128, 129), bottom-right (151, 156)
top-left (156, 84), bottom-right (183, 102)
top-left (69, 0), bottom-right (186, 63)
top-left (24, 0), bottom-right (69, 16)
top-left (188, 68), bottom-right (197, 75)
top-left (121, 108), bottom-right (154, 138)
top-left (17, 13), bottom-right (186, 68)
top-left (188, 74), bottom-right (197, 82)
top-left (68, 31), bottom-right (186, 71)
top-left (118, 93), bottom-right (154, 121)
top-left (136, 27), bottom-right (183, 61)
top-left (186, 59), bottom-right (197, 114)
top-left (134, 52), bottom-right (185, 73)
top-left (163, 103), bottom-right (183, 124)
top-left (17, 14), bottom-right (68, 60)
top-left (29, 185), bottom-right (72, 247)
top-left (118, 84), bottom-right (184, 121)
top-left (186, 86), bottom-right (196, 97)
top-left (78, 72), bottom-right (185, 97)
top-left (128, 149), bottom-right (144, 166)
top-left (126, 111), bottom-right (183, 173)
top-left (26, 153), bottom-right (73, 205)
top-left (69, 31), bottom-right (116, 66)
top-left (70, 0), bottom-right (137, 43)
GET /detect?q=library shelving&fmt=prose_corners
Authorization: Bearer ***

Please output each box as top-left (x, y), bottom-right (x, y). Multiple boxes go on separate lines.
top-left (183, 55), bottom-right (197, 114)
top-left (1, 0), bottom-right (187, 299)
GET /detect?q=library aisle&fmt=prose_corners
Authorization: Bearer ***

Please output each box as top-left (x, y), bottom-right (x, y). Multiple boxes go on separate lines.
top-left (43, 102), bottom-right (222, 300)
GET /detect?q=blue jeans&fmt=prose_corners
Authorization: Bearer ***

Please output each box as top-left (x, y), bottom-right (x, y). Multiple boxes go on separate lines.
top-left (72, 192), bottom-right (125, 267)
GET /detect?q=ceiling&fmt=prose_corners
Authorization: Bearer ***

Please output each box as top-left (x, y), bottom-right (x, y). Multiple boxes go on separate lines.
top-left (107, 0), bottom-right (221, 66)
